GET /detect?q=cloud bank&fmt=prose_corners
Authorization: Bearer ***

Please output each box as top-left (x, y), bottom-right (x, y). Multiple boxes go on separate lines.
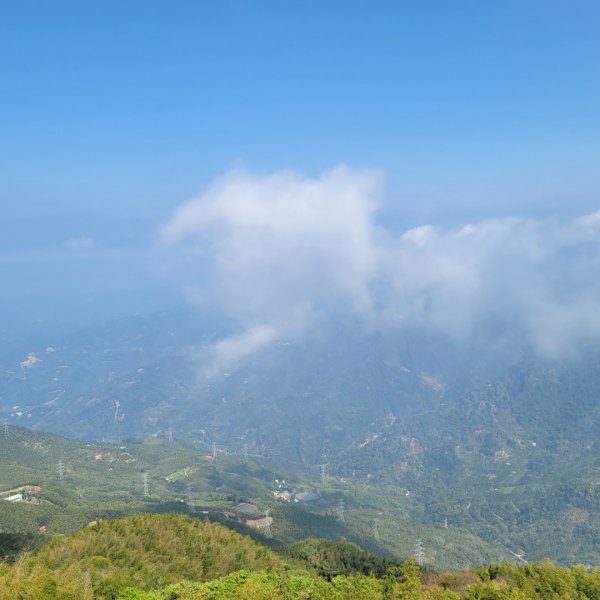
top-left (162, 166), bottom-right (600, 371)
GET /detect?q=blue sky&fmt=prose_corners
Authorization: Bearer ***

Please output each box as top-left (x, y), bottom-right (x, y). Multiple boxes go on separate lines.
top-left (2, 1), bottom-right (600, 336)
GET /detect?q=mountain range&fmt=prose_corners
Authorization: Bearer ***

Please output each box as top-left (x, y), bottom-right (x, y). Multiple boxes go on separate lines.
top-left (1, 309), bottom-right (599, 566)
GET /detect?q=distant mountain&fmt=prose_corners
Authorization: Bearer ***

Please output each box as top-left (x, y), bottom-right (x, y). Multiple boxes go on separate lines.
top-left (0, 309), bottom-right (511, 450)
top-left (1, 309), bottom-right (599, 565)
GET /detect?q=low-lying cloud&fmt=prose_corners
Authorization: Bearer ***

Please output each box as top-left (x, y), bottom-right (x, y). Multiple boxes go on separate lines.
top-left (200, 324), bottom-right (279, 378)
top-left (162, 165), bottom-right (600, 371)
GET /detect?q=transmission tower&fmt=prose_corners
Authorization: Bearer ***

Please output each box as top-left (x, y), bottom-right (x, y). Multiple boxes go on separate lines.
top-left (212, 441), bottom-right (217, 460)
top-left (415, 539), bottom-right (425, 566)
top-left (3, 423), bottom-right (8, 438)
top-left (337, 499), bottom-right (345, 522)
top-left (186, 483), bottom-right (193, 510)
top-left (113, 400), bottom-right (121, 422)
top-left (142, 473), bottom-right (149, 497)
top-left (263, 508), bottom-right (272, 538)
top-left (373, 518), bottom-right (380, 541)
top-left (166, 427), bottom-right (173, 443)
top-left (444, 515), bottom-right (448, 529)
top-left (57, 460), bottom-right (64, 480)
top-left (243, 443), bottom-right (249, 460)
top-left (320, 463), bottom-right (327, 485)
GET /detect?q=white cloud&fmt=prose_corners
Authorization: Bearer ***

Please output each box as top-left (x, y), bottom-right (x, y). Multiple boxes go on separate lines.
top-left (162, 166), bottom-right (382, 371)
top-left (400, 225), bottom-right (435, 246)
top-left (163, 165), bottom-right (600, 367)
top-left (574, 209), bottom-right (600, 228)
top-left (202, 324), bottom-right (278, 377)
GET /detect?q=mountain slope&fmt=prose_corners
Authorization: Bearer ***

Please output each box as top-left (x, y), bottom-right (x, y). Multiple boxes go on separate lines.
top-left (0, 426), bottom-right (511, 570)
top-left (1, 310), bottom-right (599, 565)
top-left (0, 515), bottom-right (598, 600)
top-left (0, 514), bottom-right (281, 598)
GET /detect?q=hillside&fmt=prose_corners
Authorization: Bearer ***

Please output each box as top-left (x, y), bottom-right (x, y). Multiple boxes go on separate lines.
top-left (0, 514), bottom-right (281, 598)
top-left (1, 310), bottom-right (599, 565)
top-left (0, 514), bottom-right (598, 600)
top-left (120, 563), bottom-right (600, 600)
top-left (0, 426), bottom-right (512, 570)
top-left (334, 353), bottom-right (600, 564)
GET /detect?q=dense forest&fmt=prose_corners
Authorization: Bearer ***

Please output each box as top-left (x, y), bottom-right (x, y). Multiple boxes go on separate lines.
top-left (0, 514), bottom-right (598, 599)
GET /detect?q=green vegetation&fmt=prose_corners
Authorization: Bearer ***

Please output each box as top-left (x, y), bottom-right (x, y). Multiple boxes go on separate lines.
top-left (282, 538), bottom-right (401, 579)
top-left (0, 514), bottom-right (598, 599)
top-left (0, 426), bottom-right (513, 570)
top-left (119, 563), bottom-right (600, 600)
top-left (0, 515), bottom-right (280, 599)
top-left (0, 425), bottom-right (283, 538)
top-left (0, 532), bottom-right (43, 562)
top-left (3, 312), bottom-right (600, 566)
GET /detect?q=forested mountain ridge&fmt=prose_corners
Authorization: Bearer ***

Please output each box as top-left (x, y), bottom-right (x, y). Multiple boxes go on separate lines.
top-left (1, 310), bottom-right (599, 565)
top-left (0, 514), bottom-right (599, 600)
top-left (5, 515), bottom-right (281, 594)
